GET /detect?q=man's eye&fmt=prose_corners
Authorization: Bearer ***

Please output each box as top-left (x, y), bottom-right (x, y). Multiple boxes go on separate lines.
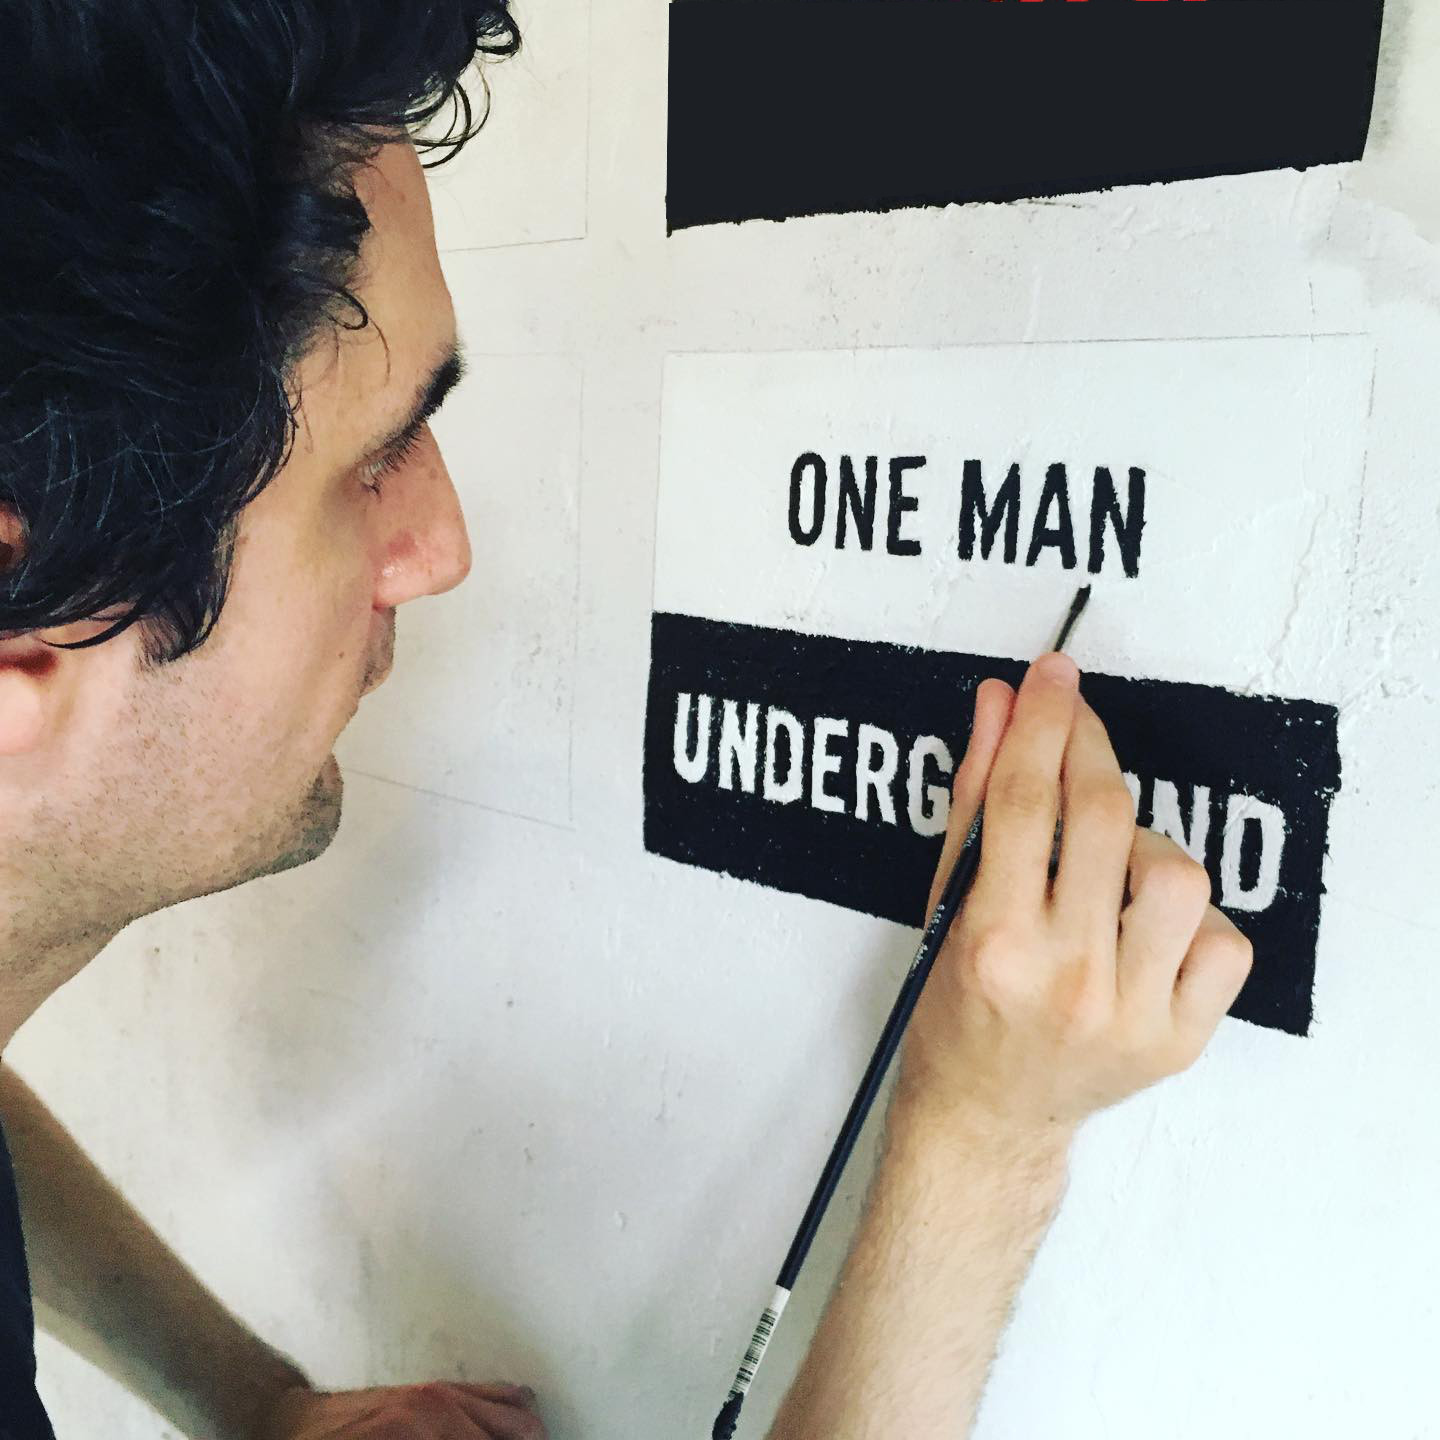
top-left (360, 426), bottom-right (426, 496)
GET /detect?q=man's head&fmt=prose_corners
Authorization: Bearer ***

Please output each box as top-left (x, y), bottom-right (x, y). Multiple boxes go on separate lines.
top-left (0, 2), bottom-right (517, 1016)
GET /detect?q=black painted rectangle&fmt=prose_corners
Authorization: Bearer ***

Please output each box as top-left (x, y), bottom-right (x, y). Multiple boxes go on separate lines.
top-left (667, 0), bottom-right (1385, 231)
top-left (643, 611), bottom-right (1341, 1036)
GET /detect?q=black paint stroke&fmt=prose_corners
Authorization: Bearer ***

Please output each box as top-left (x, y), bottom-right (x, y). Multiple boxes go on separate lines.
top-left (643, 611), bottom-right (1342, 1037)
top-left (667, 0), bottom-right (1385, 231)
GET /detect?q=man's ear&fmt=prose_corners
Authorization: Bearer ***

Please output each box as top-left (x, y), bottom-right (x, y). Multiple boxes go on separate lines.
top-left (0, 640), bottom-right (53, 756)
top-left (0, 504), bottom-right (44, 755)
top-left (0, 501), bottom-right (87, 757)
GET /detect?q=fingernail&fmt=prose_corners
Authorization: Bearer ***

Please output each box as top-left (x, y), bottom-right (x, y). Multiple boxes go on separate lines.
top-left (1032, 652), bottom-right (1079, 688)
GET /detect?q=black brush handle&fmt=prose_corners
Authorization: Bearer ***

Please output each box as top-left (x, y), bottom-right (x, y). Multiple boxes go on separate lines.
top-left (710, 814), bottom-right (987, 1440)
top-left (776, 810), bottom-right (985, 1289)
top-left (711, 585), bottom-right (1088, 1438)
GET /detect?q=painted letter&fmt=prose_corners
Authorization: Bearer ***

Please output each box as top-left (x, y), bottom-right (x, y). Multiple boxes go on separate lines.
top-left (1025, 462), bottom-right (1078, 569)
top-left (958, 460), bottom-right (1021, 564)
top-left (887, 456), bottom-right (925, 556)
top-left (789, 453), bottom-right (826, 546)
top-left (907, 734), bottom-right (954, 836)
top-left (836, 455), bottom-right (879, 551)
top-left (718, 699), bottom-right (761, 793)
top-left (1150, 780), bottom-right (1211, 866)
top-left (1220, 793), bottom-right (1286, 912)
top-left (855, 722), bottom-right (900, 825)
top-left (673, 692), bottom-right (712, 784)
top-left (811, 716), bottom-right (850, 814)
top-left (1088, 465), bottom-right (1146, 577)
top-left (763, 707), bottom-right (804, 804)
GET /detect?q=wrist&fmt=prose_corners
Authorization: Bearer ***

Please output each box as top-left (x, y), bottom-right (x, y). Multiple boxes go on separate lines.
top-left (233, 1351), bottom-right (312, 1440)
top-left (888, 1071), bottom-right (1075, 1182)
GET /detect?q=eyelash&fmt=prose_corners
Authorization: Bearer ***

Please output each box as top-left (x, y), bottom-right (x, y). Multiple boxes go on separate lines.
top-left (359, 425), bottom-right (426, 497)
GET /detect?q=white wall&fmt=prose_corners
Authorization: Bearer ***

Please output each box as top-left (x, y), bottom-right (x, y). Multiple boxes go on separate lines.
top-left (14, 1), bottom-right (1440, 1436)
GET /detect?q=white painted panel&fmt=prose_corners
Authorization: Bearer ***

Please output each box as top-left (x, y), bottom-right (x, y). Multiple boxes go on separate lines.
top-left (656, 338), bottom-right (1373, 698)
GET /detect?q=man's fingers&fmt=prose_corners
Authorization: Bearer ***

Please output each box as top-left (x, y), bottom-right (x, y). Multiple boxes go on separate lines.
top-left (457, 1383), bottom-right (538, 1408)
top-left (1173, 904), bottom-right (1254, 1042)
top-left (926, 677), bottom-right (1015, 917)
top-left (973, 652), bottom-right (1081, 910)
top-left (1051, 696), bottom-right (1136, 943)
top-left (451, 1393), bottom-right (547, 1437)
top-left (1116, 827), bottom-right (1215, 1012)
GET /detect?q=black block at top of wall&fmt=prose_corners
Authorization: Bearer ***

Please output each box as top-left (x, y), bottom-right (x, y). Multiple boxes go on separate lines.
top-left (666, 0), bottom-right (1385, 231)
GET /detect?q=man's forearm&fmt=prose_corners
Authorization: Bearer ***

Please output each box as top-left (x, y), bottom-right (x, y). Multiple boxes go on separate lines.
top-left (767, 1087), bottom-right (1071, 1440)
top-left (0, 1063), bottom-right (309, 1439)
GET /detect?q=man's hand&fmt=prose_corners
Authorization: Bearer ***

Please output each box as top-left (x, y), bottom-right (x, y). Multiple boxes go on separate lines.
top-left (254, 1380), bottom-right (546, 1440)
top-left (768, 654), bottom-right (1254, 1440)
top-left (0, 1056), bottom-right (551, 1440)
top-left (900, 653), bottom-right (1254, 1140)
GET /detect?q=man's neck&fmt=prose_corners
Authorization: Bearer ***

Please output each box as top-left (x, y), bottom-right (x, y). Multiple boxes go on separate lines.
top-left (0, 924), bottom-right (117, 1052)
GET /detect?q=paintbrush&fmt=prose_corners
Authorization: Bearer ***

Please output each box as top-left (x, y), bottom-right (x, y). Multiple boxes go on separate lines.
top-left (709, 584), bottom-right (1091, 1440)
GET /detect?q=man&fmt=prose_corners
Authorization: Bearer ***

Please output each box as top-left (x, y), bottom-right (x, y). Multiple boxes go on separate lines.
top-left (0, 3), bottom-right (1252, 1436)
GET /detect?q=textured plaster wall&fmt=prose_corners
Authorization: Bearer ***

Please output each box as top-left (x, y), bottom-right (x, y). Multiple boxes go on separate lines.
top-left (12, 2), bottom-right (1440, 1436)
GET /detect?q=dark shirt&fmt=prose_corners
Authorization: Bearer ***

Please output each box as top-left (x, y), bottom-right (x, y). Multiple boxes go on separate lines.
top-left (0, 1117), bottom-right (53, 1439)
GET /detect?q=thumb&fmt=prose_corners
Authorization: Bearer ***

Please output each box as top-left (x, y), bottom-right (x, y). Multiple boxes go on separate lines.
top-left (926, 678), bottom-right (1016, 917)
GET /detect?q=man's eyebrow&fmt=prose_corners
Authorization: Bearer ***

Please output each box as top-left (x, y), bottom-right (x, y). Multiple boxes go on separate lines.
top-left (352, 339), bottom-right (467, 467)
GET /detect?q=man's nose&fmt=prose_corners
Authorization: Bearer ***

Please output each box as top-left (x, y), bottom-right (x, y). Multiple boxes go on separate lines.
top-left (371, 427), bottom-right (473, 609)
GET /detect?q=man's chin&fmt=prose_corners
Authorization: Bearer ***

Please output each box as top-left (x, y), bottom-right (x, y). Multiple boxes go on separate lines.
top-left (311, 751), bottom-right (344, 830)
top-left (260, 752), bottom-right (344, 879)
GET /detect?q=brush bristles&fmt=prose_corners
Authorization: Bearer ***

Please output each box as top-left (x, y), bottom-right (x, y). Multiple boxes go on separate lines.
top-left (712, 1392), bottom-right (744, 1440)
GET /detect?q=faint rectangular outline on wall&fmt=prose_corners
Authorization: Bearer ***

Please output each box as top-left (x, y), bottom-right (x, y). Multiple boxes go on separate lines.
top-left (426, 0), bottom-right (594, 252)
top-left (335, 352), bottom-right (583, 831)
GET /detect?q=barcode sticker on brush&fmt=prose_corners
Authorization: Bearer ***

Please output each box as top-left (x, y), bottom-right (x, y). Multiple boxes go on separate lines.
top-left (731, 1286), bottom-right (791, 1397)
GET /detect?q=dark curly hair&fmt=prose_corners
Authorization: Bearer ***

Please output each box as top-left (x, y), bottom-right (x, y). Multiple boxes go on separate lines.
top-left (0, 1), bottom-right (518, 667)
